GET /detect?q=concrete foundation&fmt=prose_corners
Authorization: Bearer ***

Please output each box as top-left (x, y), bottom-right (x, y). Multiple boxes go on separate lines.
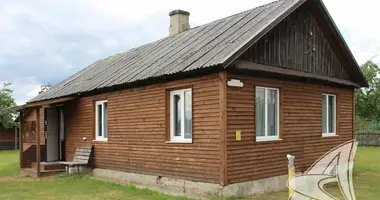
top-left (222, 174), bottom-right (289, 196)
top-left (92, 168), bottom-right (288, 197)
top-left (67, 166), bottom-right (92, 174)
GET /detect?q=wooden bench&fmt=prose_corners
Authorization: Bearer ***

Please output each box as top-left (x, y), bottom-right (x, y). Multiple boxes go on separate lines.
top-left (59, 145), bottom-right (92, 174)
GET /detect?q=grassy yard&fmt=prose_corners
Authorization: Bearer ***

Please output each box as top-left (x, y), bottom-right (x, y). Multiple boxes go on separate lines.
top-left (0, 148), bottom-right (379, 200)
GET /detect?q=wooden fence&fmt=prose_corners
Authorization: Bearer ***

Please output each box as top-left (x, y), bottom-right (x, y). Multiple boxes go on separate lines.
top-left (355, 132), bottom-right (380, 147)
top-left (355, 129), bottom-right (380, 134)
top-left (0, 129), bottom-right (17, 150)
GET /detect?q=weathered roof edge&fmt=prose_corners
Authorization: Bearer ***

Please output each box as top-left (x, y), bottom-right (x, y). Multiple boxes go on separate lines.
top-left (24, 64), bottom-right (224, 106)
top-left (234, 60), bottom-right (360, 88)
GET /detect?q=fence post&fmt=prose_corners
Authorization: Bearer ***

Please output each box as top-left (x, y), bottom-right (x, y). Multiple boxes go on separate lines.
top-left (14, 126), bottom-right (17, 150)
top-left (287, 154), bottom-right (295, 200)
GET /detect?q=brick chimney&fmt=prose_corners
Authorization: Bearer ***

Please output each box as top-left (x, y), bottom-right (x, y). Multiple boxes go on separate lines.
top-left (169, 9), bottom-right (190, 36)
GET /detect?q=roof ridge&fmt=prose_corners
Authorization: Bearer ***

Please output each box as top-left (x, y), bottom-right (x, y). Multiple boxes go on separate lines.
top-left (189, 0), bottom-right (284, 31)
top-left (59, 0), bottom-right (283, 74)
top-left (110, 0), bottom-right (284, 56)
top-left (87, 0), bottom-right (284, 70)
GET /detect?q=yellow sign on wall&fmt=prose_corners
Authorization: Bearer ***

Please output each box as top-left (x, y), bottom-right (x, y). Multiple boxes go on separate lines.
top-left (236, 130), bottom-right (241, 141)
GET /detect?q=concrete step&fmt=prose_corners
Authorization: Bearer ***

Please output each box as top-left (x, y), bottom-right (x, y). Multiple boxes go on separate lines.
top-left (22, 167), bottom-right (65, 177)
top-left (31, 162), bottom-right (66, 172)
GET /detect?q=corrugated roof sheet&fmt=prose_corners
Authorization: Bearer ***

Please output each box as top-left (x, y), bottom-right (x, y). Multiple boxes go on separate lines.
top-left (30, 0), bottom-right (304, 102)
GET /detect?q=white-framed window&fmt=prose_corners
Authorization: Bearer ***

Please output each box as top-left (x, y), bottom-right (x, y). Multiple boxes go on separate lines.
top-left (322, 94), bottom-right (336, 137)
top-left (95, 100), bottom-right (108, 141)
top-left (255, 87), bottom-right (280, 141)
top-left (170, 88), bottom-right (192, 143)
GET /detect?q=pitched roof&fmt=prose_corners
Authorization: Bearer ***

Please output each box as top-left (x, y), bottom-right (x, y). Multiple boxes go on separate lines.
top-left (29, 0), bottom-right (367, 103)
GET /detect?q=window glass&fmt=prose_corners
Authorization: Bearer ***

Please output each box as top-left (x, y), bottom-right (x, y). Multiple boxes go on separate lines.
top-left (184, 90), bottom-right (192, 139)
top-left (97, 104), bottom-right (102, 137)
top-left (328, 95), bottom-right (335, 133)
top-left (103, 102), bottom-right (108, 138)
top-left (95, 101), bottom-right (108, 141)
top-left (256, 87), bottom-right (279, 141)
top-left (256, 88), bottom-right (265, 137)
top-left (267, 89), bottom-right (278, 136)
top-left (170, 89), bottom-right (192, 142)
top-left (173, 94), bottom-right (182, 137)
top-left (322, 94), bottom-right (336, 136)
top-left (322, 95), bottom-right (328, 133)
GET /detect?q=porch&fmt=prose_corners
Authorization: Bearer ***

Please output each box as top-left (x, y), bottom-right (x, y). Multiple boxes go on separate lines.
top-left (22, 162), bottom-right (66, 176)
top-left (19, 97), bottom-right (76, 176)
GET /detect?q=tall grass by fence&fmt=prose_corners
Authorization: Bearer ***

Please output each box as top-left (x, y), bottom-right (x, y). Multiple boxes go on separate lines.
top-left (355, 131), bottom-right (380, 147)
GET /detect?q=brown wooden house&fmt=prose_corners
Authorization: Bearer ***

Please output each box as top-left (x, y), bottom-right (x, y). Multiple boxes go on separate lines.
top-left (19, 0), bottom-right (367, 196)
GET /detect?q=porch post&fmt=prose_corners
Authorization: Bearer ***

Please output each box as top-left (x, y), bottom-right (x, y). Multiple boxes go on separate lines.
top-left (36, 107), bottom-right (41, 177)
top-left (19, 111), bottom-right (23, 168)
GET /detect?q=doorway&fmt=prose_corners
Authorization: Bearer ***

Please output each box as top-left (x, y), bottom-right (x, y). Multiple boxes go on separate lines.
top-left (45, 106), bottom-right (65, 162)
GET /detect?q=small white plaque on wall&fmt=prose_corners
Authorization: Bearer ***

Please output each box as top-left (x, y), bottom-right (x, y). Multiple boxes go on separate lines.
top-left (227, 79), bottom-right (244, 88)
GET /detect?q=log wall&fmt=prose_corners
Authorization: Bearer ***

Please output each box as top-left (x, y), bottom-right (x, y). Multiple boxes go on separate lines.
top-left (64, 74), bottom-right (221, 183)
top-left (226, 73), bottom-right (354, 184)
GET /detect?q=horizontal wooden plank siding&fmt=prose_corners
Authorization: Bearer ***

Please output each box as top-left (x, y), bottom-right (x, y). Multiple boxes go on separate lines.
top-left (64, 74), bottom-right (221, 183)
top-left (226, 73), bottom-right (353, 184)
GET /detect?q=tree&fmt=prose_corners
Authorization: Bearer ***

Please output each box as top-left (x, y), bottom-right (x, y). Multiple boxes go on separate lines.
top-left (0, 83), bottom-right (17, 130)
top-left (39, 84), bottom-right (52, 94)
top-left (355, 60), bottom-right (380, 121)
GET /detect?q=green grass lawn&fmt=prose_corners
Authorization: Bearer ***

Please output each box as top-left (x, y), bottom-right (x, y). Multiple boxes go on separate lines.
top-left (0, 148), bottom-right (379, 200)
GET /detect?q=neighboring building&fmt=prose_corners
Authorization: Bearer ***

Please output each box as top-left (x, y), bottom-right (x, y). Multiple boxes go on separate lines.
top-left (18, 0), bottom-right (367, 197)
top-left (0, 127), bottom-right (18, 150)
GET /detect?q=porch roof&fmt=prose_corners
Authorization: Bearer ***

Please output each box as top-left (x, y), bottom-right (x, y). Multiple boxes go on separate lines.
top-left (23, 96), bottom-right (76, 109)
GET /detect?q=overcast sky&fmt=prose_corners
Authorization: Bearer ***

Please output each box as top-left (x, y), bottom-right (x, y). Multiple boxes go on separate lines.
top-left (1, 0), bottom-right (379, 105)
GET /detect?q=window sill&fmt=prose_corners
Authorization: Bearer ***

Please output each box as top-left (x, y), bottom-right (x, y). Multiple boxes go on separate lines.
top-left (93, 139), bottom-right (108, 142)
top-left (322, 134), bottom-right (339, 138)
top-left (256, 138), bottom-right (283, 143)
top-left (165, 140), bottom-right (193, 144)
